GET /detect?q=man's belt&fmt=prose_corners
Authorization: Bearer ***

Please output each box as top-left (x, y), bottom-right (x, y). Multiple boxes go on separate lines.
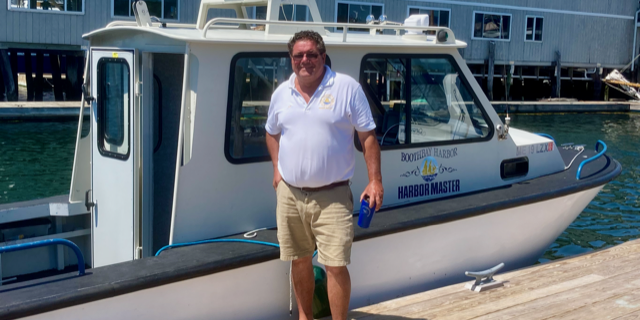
top-left (285, 180), bottom-right (349, 192)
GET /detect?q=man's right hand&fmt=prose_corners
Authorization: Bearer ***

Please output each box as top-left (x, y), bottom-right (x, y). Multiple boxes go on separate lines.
top-left (273, 170), bottom-right (283, 190)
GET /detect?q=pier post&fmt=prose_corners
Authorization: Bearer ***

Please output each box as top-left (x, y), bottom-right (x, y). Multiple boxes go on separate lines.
top-left (50, 53), bottom-right (64, 101)
top-left (65, 54), bottom-right (82, 101)
top-left (0, 64), bottom-right (4, 100)
top-left (487, 41), bottom-right (495, 101)
top-left (9, 50), bottom-right (18, 100)
top-left (553, 51), bottom-right (561, 98)
top-left (24, 50), bottom-right (34, 101)
top-left (592, 67), bottom-right (602, 100)
top-left (35, 52), bottom-right (44, 101)
top-left (0, 49), bottom-right (18, 101)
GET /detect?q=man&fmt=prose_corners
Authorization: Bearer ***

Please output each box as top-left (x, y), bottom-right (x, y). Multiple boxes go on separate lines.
top-left (265, 30), bottom-right (383, 320)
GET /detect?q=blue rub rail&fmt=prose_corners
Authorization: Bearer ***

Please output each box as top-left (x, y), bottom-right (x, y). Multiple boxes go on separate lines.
top-left (0, 239), bottom-right (86, 276)
top-left (576, 140), bottom-right (607, 180)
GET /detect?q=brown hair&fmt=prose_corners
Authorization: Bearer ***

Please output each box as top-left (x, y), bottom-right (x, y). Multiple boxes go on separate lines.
top-left (287, 30), bottom-right (326, 54)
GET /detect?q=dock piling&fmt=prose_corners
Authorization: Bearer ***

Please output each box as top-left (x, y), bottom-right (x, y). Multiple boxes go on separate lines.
top-left (35, 52), bottom-right (44, 101)
top-left (50, 53), bottom-right (64, 101)
top-left (0, 50), bottom-right (18, 101)
top-left (554, 51), bottom-right (562, 98)
top-left (24, 50), bottom-right (34, 101)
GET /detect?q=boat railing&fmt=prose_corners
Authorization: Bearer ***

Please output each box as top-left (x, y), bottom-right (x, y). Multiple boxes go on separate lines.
top-left (104, 18), bottom-right (456, 44)
top-left (105, 21), bottom-right (238, 29)
top-left (201, 17), bottom-right (455, 43)
top-left (0, 239), bottom-right (86, 276)
top-left (576, 140), bottom-right (608, 180)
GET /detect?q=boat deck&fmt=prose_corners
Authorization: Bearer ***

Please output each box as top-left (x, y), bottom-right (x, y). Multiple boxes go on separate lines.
top-left (344, 238), bottom-right (640, 320)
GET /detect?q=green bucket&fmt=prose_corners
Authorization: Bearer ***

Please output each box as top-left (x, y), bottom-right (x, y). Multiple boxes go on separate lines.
top-left (313, 265), bottom-right (331, 319)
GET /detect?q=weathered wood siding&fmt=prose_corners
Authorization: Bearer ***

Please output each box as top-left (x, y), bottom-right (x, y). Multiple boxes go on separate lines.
top-left (0, 0), bottom-right (235, 47)
top-left (315, 0), bottom-right (637, 67)
top-left (0, 0), bottom-right (636, 67)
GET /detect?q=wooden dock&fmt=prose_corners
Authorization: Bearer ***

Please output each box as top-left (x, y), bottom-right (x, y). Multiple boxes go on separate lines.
top-left (344, 239), bottom-right (640, 319)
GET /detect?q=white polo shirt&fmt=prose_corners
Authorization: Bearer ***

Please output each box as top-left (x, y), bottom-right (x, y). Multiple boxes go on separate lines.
top-left (265, 66), bottom-right (376, 188)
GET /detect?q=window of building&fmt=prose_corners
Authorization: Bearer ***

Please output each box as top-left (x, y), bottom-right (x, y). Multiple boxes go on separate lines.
top-left (253, 4), bottom-right (310, 21)
top-left (360, 54), bottom-right (491, 149)
top-left (407, 7), bottom-right (450, 28)
top-left (473, 12), bottom-right (511, 41)
top-left (336, 2), bottom-right (383, 32)
top-left (113, 0), bottom-right (178, 20)
top-left (525, 16), bottom-right (543, 42)
top-left (226, 53), bottom-right (332, 164)
top-left (97, 58), bottom-right (130, 159)
top-left (9, 0), bottom-right (83, 13)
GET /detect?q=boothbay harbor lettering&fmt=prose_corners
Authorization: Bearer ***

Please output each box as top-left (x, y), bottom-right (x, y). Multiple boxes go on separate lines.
top-left (398, 180), bottom-right (461, 200)
top-left (401, 147), bottom-right (458, 162)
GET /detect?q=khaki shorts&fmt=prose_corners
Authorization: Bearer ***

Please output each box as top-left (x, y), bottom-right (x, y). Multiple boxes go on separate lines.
top-left (276, 181), bottom-right (354, 267)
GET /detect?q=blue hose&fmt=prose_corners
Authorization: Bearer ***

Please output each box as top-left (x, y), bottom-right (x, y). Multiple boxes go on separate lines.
top-left (155, 239), bottom-right (280, 256)
top-left (155, 238), bottom-right (318, 258)
top-left (576, 140), bottom-right (607, 180)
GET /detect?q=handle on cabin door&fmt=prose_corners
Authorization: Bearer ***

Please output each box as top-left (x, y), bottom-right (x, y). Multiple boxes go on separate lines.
top-left (85, 189), bottom-right (96, 212)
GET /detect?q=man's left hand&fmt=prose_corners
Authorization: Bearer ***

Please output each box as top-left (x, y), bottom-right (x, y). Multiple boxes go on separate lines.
top-left (361, 180), bottom-right (383, 211)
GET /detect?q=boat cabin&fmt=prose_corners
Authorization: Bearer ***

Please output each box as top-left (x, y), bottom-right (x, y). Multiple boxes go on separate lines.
top-left (70, 0), bottom-right (563, 268)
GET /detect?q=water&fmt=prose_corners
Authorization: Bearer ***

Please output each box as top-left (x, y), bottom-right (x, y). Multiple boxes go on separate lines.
top-left (507, 113), bottom-right (640, 262)
top-left (1, 113), bottom-right (639, 262)
top-left (0, 121), bottom-right (79, 204)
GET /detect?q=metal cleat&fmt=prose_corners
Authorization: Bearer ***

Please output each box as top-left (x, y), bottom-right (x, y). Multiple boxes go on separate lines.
top-left (464, 262), bottom-right (505, 292)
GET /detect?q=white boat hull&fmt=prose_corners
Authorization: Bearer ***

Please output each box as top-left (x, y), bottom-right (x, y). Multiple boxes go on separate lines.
top-left (24, 185), bottom-right (602, 320)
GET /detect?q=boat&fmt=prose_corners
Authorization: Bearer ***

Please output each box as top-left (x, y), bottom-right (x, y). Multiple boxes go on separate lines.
top-left (0, 0), bottom-right (621, 318)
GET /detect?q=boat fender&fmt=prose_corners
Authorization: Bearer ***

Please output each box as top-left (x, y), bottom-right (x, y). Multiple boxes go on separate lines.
top-left (313, 265), bottom-right (331, 319)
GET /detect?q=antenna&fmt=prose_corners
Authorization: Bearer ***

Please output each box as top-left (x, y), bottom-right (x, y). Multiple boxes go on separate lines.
top-left (133, 0), bottom-right (153, 27)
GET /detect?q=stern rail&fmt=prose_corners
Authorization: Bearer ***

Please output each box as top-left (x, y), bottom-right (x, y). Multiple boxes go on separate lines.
top-left (201, 17), bottom-right (456, 43)
top-left (0, 239), bottom-right (86, 276)
top-left (576, 140), bottom-right (608, 180)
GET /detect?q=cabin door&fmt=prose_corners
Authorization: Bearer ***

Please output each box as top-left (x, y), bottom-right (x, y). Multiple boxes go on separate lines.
top-left (90, 49), bottom-right (137, 267)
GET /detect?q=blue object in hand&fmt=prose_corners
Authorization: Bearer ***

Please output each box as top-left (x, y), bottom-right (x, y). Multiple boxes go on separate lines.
top-left (357, 198), bottom-right (375, 228)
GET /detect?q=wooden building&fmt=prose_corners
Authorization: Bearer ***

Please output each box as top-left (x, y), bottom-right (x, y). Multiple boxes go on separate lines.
top-left (1, 0), bottom-right (639, 101)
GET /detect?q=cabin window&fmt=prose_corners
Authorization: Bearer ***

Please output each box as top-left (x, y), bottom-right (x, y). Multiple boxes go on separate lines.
top-left (226, 52), bottom-right (331, 164)
top-left (472, 11), bottom-right (511, 41)
top-left (336, 2), bottom-right (384, 32)
top-left (97, 58), bottom-right (130, 159)
top-left (525, 16), bottom-right (543, 42)
top-left (9, 0), bottom-right (83, 13)
top-left (359, 54), bottom-right (492, 149)
top-left (407, 7), bottom-right (450, 28)
top-left (113, 0), bottom-right (178, 20)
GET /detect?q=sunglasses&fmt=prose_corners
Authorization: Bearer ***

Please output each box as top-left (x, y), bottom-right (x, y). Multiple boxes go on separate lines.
top-left (291, 52), bottom-right (322, 62)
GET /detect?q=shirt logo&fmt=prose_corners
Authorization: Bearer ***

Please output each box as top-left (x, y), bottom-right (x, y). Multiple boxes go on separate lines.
top-left (318, 93), bottom-right (335, 110)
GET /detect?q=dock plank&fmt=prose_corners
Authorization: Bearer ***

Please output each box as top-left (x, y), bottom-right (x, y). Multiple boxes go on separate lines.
top-left (346, 239), bottom-right (640, 320)
top-left (472, 268), bottom-right (640, 320)
top-left (414, 275), bottom-right (605, 320)
top-left (546, 289), bottom-right (640, 320)
top-left (614, 310), bottom-right (640, 320)
top-left (352, 249), bottom-right (640, 319)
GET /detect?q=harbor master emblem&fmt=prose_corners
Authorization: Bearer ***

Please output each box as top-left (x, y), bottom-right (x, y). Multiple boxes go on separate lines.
top-left (421, 156), bottom-right (438, 182)
top-left (319, 93), bottom-right (335, 109)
